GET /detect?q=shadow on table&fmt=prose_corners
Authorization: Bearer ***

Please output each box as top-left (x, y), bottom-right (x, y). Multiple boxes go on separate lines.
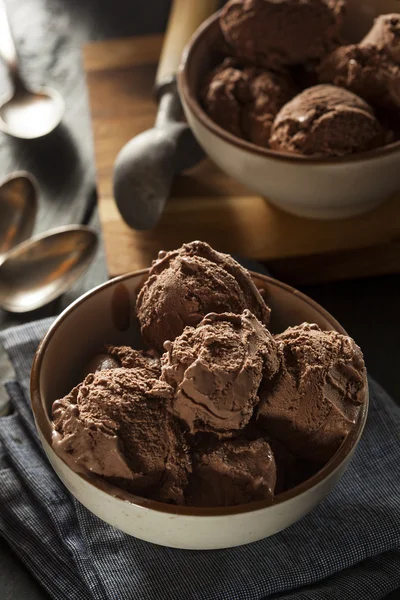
top-left (0, 300), bottom-right (59, 331)
top-left (57, 0), bottom-right (171, 38)
top-left (9, 122), bottom-right (81, 197)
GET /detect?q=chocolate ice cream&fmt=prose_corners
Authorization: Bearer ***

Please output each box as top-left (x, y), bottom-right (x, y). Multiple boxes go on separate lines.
top-left (83, 353), bottom-right (120, 376)
top-left (187, 438), bottom-right (276, 506)
top-left (258, 323), bottom-right (367, 463)
top-left (361, 14), bottom-right (400, 63)
top-left (51, 241), bottom-right (368, 508)
top-left (52, 366), bottom-right (191, 504)
top-left (202, 58), bottom-right (297, 146)
top-left (136, 241), bottom-right (271, 351)
top-left (269, 84), bottom-right (384, 156)
top-left (161, 311), bottom-right (280, 436)
top-left (241, 423), bottom-right (315, 494)
top-left (198, 2), bottom-right (400, 156)
top-left (220, 0), bottom-right (345, 69)
top-left (84, 346), bottom-right (160, 378)
top-left (319, 15), bottom-right (400, 111)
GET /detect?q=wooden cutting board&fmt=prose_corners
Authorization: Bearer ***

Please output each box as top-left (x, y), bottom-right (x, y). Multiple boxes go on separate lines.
top-left (83, 35), bottom-right (400, 285)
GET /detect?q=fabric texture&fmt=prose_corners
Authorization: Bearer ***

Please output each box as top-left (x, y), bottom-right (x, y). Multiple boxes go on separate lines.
top-left (0, 317), bottom-right (399, 600)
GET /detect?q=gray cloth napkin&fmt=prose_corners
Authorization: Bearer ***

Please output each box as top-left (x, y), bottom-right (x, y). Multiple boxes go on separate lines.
top-left (0, 317), bottom-right (399, 600)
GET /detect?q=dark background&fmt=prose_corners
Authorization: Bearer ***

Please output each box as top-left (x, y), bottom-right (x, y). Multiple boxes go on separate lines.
top-left (0, 0), bottom-right (398, 598)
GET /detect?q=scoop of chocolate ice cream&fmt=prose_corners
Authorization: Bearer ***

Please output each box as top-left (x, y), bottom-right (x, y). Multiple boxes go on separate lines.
top-left (202, 58), bottom-right (297, 146)
top-left (319, 16), bottom-right (400, 112)
top-left (161, 311), bottom-right (281, 436)
top-left (107, 346), bottom-right (160, 372)
top-left (136, 241), bottom-right (271, 351)
top-left (84, 346), bottom-right (160, 378)
top-left (220, 0), bottom-right (345, 69)
top-left (202, 58), bottom-right (250, 141)
top-left (242, 421), bottom-right (318, 493)
top-left (187, 437), bottom-right (276, 506)
top-left (361, 14), bottom-right (400, 63)
top-left (83, 354), bottom-right (120, 376)
top-left (258, 323), bottom-right (367, 463)
top-left (52, 367), bottom-right (191, 504)
top-left (269, 84), bottom-right (384, 156)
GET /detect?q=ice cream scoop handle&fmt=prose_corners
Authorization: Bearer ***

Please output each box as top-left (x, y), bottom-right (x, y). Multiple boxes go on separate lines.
top-left (155, 0), bottom-right (218, 93)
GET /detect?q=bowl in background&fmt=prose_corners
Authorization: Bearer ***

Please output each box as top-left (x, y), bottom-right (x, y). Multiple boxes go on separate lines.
top-left (178, 0), bottom-right (400, 220)
top-left (31, 271), bottom-right (368, 549)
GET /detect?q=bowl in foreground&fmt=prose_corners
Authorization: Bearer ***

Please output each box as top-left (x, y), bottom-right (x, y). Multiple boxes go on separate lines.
top-left (31, 271), bottom-right (368, 549)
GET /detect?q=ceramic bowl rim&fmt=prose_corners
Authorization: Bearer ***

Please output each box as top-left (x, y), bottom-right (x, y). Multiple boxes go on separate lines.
top-left (31, 269), bottom-right (369, 517)
top-left (178, 11), bottom-right (400, 166)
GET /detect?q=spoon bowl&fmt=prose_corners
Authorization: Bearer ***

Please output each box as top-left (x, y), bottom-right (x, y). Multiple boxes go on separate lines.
top-left (0, 225), bottom-right (98, 313)
top-left (0, 171), bottom-right (38, 261)
top-left (0, 86), bottom-right (64, 139)
top-left (0, 0), bottom-right (64, 139)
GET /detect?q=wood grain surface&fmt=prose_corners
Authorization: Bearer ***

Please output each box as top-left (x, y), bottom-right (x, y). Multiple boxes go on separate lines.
top-left (84, 35), bottom-right (400, 284)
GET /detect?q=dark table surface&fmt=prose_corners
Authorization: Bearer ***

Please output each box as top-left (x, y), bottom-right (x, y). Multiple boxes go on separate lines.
top-left (0, 0), bottom-right (399, 598)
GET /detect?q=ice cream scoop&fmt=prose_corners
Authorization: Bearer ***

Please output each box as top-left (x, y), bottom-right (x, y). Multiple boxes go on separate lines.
top-left (136, 241), bottom-right (271, 351)
top-left (161, 311), bottom-right (280, 436)
top-left (258, 323), bottom-right (367, 463)
top-left (113, 0), bottom-right (218, 231)
top-left (52, 366), bottom-right (191, 504)
top-left (202, 58), bottom-right (297, 146)
top-left (269, 84), bottom-right (385, 157)
top-left (219, 0), bottom-right (345, 69)
top-left (187, 437), bottom-right (276, 506)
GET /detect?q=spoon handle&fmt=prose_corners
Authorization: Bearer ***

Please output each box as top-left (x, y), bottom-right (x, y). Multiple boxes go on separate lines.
top-left (0, 0), bottom-right (20, 85)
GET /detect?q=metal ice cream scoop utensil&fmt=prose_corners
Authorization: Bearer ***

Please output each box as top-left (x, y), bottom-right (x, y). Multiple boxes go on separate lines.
top-left (0, 0), bottom-right (64, 138)
top-left (0, 226), bottom-right (97, 312)
top-left (113, 0), bottom-right (218, 231)
top-left (0, 171), bottom-right (38, 262)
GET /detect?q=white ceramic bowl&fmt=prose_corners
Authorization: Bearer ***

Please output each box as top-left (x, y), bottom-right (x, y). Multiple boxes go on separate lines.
top-left (31, 271), bottom-right (368, 550)
top-left (178, 0), bottom-right (400, 220)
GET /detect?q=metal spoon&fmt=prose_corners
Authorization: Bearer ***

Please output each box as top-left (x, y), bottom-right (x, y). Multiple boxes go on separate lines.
top-left (0, 171), bottom-right (38, 262)
top-left (0, 0), bottom-right (64, 139)
top-left (0, 225), bottom-right (97, 313)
